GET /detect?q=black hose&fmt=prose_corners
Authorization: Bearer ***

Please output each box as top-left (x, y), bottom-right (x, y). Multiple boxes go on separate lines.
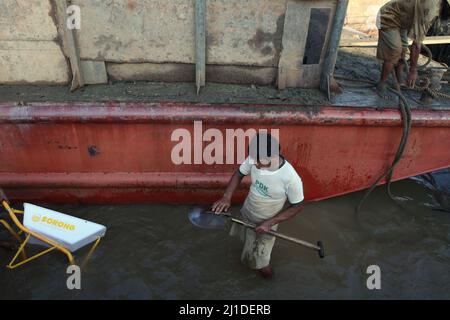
top-left (354, 73), bottom-right (412, 213)
top-left (418, 44), bottom-right (433, 70)
top-left (335, 73), bottom-right (413, 213)
top-left (336, 42), bottom-right (436, 214)
top-left (385, 73), bottom-right (412, 202)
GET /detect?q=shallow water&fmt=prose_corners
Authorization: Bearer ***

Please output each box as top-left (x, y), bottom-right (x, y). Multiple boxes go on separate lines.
top-left (0, 170), bottom-right (449, 300)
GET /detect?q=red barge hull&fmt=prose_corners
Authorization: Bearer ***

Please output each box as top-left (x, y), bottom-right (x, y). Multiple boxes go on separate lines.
top-left (0, 102), bottom-right (449, 204)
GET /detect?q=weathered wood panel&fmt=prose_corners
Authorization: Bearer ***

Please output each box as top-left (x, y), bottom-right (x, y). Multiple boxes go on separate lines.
top-left (73, 0), bottom-right (287, 67)
top-left (0, 0), bottom-right (69, 84)
top-left (0, 0), bottom-right (58, 40)
top-left (0, 0), bottom-right (340, 88)
top-left (278, 0), bottom-right (336, 89)
top-left (0, 40), bottom-right (69, 84)
top-left (107, 63), bottom-right (276, 84)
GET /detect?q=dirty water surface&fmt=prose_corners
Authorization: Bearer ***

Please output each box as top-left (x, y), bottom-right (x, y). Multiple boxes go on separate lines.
top-left (0, 170), bottom-right (449, 300)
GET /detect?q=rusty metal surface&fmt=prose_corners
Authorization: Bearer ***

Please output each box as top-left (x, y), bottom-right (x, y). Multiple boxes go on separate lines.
top-left (1, 102), bottom-right (450, 127)
top-left (0, 101), bottom-right (450, 204)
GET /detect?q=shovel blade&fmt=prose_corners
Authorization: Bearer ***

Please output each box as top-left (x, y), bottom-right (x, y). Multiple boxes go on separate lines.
top-left (188, 208), bottom-right (229, 230)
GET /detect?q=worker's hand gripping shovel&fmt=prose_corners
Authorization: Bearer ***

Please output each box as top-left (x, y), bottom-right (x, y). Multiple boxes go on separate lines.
top-left (188, 207), bottom-right (325, 259)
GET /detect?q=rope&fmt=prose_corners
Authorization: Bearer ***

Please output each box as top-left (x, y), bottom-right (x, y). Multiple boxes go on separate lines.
top-left (399, 68), bottom-right (450, 99)
top-left (418, 44), bottom-right (433, 70)
top-left (405, 44), bottom-right (450, 99)
top-left (411, 77), bottom-right (450, 99)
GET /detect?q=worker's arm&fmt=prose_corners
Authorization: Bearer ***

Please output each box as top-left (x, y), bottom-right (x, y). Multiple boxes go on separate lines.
top-left (212, 169), bottom-right (244, 214)
top-left (407, 41), bottom-right (421, 88)
top-left (256, 203), bottom-right (304, 234)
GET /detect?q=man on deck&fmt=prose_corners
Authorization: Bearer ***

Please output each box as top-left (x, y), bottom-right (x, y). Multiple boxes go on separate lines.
top-left (376, 0), bottom-right (450, 99)
top-left (212, 133), bottom-right (305, 279)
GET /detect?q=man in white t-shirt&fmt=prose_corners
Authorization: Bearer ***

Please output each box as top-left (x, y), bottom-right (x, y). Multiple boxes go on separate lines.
top-left (212, 133), bottom-right (305, 279)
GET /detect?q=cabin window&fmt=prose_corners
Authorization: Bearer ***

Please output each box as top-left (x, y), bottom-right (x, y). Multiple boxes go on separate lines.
top-left (303, 8), bottom-right (331, 65)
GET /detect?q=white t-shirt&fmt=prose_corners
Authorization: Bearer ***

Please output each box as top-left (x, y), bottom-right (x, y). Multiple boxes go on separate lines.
top-left (239, 157), bottom-right (304, 223)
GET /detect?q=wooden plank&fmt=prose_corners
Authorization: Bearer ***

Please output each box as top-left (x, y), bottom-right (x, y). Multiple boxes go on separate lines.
top-left (285, 65), bottom-right (322, 88)
top-left (71, 1), bottom-right (285, 67)
top-left (278, 0), bottom-right (336, 89)
top-left (53, 0), bottom-right (84, 91)
top-left (320, 0), bottom-right (349, 94)
top-left (106, 62), bottom-right (277, 84)
top-left (81, 61), bottom-right (108, 85)
top-left (0, 40), bottom-right (69, 84)
top-left (278, 0), bottom-right (311, 89)
top-left (195, 0), bottom-right (206, 94)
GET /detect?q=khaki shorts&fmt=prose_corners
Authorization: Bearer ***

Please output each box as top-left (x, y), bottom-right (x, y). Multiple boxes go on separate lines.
top-left (229, 213), bottom-right (278, 270)
top-left (377, 28), bottom-right (409, 63)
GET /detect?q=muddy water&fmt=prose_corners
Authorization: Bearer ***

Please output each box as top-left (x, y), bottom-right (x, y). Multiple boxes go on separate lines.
top-left (0, 170), bottom-right (449, 300)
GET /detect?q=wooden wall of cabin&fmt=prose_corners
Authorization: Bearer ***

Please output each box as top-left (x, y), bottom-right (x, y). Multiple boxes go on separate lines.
top-left (0, 0), bottom-right (70, 84)
top-left (0, 0), bottom-right (342, 88)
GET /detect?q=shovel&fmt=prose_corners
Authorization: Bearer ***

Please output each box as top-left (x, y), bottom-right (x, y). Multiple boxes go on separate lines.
top-left (188, 207), bottom-right (325, 259)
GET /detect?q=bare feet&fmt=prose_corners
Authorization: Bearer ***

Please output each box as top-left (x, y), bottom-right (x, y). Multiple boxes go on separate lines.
top-left (376, 81), bottom-right (394, 100)
top-left (259, 265), bottom-right (274, 279)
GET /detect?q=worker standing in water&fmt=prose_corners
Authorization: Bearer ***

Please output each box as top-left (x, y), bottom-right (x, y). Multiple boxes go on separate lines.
top-left (212, 133), bottom-right (305, 279)
top-left (376, 0), bottom-right (450, 99)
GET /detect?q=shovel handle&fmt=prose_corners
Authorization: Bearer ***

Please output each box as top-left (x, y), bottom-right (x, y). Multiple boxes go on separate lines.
top-left (230, 217), bottom-right (325, 258)
top-left (205, 210), bottom-right (325, 259)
